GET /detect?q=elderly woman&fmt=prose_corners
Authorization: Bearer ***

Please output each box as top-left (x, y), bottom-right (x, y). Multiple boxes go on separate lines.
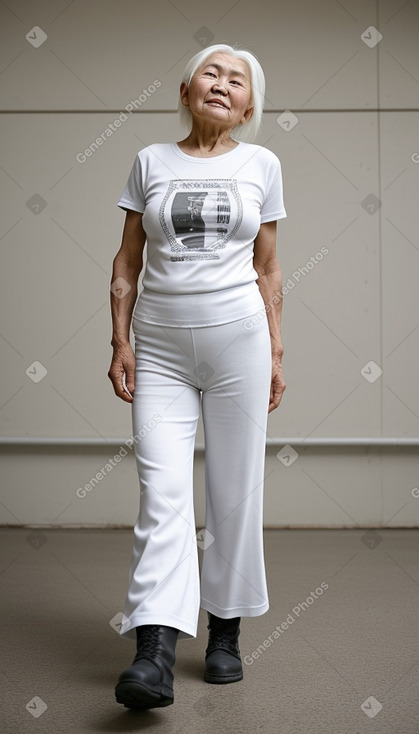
top-left (108, 43), bottom-right (287, 710)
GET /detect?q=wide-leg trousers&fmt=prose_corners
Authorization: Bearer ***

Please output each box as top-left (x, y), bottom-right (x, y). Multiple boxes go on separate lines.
top-left (119, 310), bottom-right (272, 641)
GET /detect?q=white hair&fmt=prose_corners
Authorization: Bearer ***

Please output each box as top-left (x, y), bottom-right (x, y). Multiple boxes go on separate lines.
top-left (177, 43), bottom-right (265, 142)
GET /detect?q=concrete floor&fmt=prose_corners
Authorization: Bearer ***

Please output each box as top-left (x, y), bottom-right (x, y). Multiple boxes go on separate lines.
top-left (1, 527), bottom-right (418, 733)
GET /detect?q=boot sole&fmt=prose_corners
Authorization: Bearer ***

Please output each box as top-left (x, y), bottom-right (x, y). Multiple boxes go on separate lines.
top-left (204, 670), bottom-right (243, 684)
top-left (115, 680), bottom-right (174, 709)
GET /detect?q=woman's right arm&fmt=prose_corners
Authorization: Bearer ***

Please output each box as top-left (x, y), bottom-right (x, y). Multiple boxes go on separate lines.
top-left (108, 209), bottom-right (146, 403)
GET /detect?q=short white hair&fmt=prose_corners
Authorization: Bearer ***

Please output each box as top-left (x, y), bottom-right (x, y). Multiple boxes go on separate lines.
top-left (177, 43), bottom-right (265, 142)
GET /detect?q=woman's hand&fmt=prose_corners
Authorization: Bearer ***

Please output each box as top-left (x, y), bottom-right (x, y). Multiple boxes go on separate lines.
top-left (108, 342), bottom-right (136, 403)
top-left (269, 354), bottom-right (286, 413)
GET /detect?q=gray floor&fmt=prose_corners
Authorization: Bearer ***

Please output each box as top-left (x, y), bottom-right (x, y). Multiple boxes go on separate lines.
top-left (1, 527), bottom-right (418, 734)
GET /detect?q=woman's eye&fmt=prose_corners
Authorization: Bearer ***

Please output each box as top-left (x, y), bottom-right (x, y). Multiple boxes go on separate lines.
top-left (205, 72), bottom-right (216, 77)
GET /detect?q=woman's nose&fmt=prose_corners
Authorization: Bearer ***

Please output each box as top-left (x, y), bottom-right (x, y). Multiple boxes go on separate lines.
top-left (211, 82), bottom-right (227, 95)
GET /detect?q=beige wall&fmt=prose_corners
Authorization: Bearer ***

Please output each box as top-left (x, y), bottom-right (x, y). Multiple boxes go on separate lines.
top-left (0, 0), bottom-right (418, 527)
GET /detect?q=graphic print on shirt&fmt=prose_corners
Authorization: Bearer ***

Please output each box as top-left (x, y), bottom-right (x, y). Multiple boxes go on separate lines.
top-left (159, 179), bottom-right (243, 261)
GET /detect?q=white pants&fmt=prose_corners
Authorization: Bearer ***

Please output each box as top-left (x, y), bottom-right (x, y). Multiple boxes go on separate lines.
top-left (119, 311), bottom-right (272, 641)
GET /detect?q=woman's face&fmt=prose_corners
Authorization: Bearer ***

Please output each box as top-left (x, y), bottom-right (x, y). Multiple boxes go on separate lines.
top-left (180, 52), bottom-right (253, 130)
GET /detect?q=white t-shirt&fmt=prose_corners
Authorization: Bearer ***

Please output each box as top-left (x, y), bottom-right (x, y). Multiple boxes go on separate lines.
top-left (117, 141), bottom-right (287, 327)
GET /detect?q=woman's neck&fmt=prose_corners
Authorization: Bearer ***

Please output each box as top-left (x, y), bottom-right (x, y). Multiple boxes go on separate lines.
top-left (177, 127), bottom-right (239, 158)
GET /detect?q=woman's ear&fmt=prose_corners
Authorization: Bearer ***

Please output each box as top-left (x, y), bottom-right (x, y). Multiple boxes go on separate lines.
top-left (179, 81), bottom-right (189, 108)
top-left (240, 105), bottom-right (254, 125)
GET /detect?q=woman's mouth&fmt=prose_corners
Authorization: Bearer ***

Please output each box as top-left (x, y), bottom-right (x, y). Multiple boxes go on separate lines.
top-left (206, 99), bottom-right (229, 109)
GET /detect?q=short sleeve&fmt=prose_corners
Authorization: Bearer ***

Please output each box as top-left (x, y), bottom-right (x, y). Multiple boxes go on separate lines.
top-left (117, 153), bottom-right (145, 213)
top-left (260, 153), bottom-right (287, 223)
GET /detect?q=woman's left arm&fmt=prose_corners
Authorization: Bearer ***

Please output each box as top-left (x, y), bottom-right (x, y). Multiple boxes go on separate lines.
top-left (253, 220), bottom-right (286, 413)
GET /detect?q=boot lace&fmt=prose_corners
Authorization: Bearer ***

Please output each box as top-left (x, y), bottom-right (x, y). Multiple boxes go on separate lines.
top-left (134, 625), bottom-right (161, 660)
top-left (206, 618), bottom-right (240, 656)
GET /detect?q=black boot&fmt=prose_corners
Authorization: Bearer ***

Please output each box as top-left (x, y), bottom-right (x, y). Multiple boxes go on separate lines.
top-left (204, 612), bottom-right (243, 684)
top-left (115, 624), bottom-right (179, 709)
